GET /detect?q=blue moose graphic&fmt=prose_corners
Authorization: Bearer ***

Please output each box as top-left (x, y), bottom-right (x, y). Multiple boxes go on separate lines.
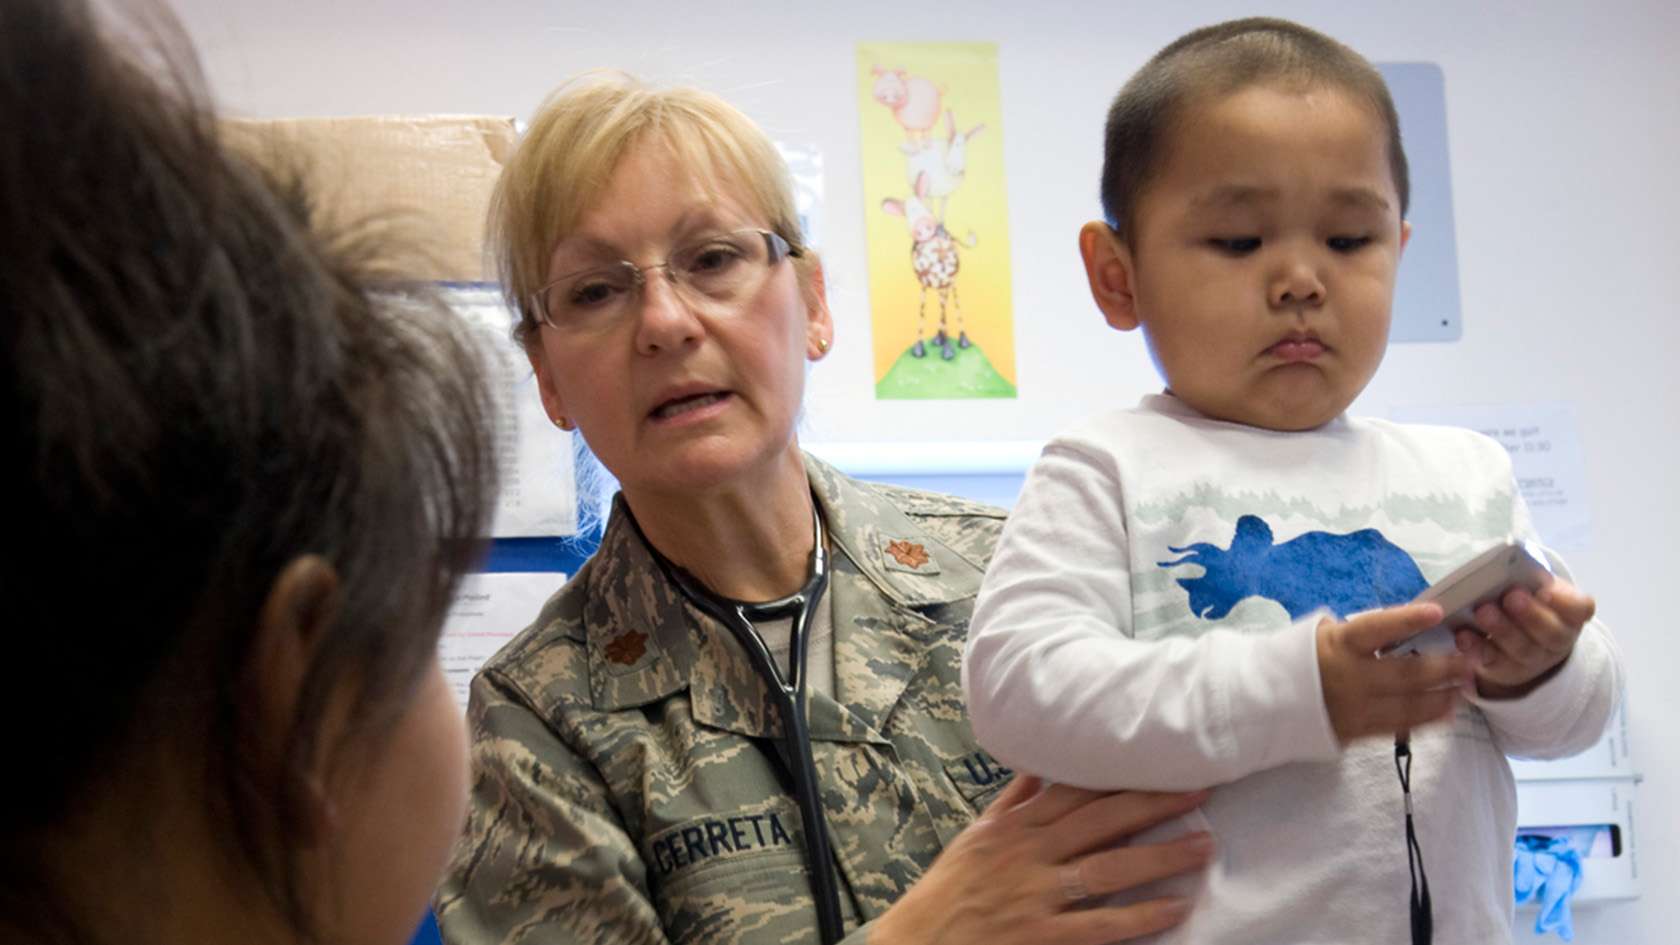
top-left (1158, 515), bottom-right (1428, 621)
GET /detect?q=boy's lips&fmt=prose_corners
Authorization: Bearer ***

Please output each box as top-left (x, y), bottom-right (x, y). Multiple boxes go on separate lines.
top-left (1267, 335), bottom-right (1327, 362)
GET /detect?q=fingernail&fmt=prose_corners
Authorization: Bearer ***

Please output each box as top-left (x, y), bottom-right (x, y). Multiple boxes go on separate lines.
top-left (1187, 833), bottom-right (1215, 856)
top-left (1162, 897), bottom-right (1193, 919)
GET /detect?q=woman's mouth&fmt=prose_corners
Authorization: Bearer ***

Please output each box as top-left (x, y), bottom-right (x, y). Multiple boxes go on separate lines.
top-left (650, 391), bottom-right (730, 420)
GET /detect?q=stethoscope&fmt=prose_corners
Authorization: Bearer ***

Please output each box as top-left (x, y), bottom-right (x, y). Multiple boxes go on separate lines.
top-left (631, 500), bottom-right (846, 945)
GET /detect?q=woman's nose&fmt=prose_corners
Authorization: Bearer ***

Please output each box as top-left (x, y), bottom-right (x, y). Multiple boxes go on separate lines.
top-left (633, 267), bottom-right (704, 354)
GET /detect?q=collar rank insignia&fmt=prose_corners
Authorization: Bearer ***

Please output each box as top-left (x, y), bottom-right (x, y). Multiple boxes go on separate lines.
top-left (603, 629), bottom-right (650, 666)
top-left (883, 538), bottom-right (931, 570)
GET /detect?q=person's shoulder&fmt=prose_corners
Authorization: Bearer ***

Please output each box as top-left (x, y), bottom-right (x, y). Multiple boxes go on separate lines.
top-left (846, 478), bottom-right (1009, 574)
top-left (475, 565), bottom-right (595, 711)
top-left (1352, 415), bottom-right (1516, 482)
top-left (1050, 394), bottom-right (1198, 453)
top-left (862, 479), bottom-right (1008, 521)
top-left (1357, 415), bottom-right (1510, 458)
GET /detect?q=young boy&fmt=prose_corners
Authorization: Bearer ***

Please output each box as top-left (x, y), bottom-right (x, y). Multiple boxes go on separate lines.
top-left (962, 17), bottom-right (1622, 945)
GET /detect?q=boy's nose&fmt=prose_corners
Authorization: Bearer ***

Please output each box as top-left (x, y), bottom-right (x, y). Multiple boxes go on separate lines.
top-left (1269, 262), bottom-right (1325, 308)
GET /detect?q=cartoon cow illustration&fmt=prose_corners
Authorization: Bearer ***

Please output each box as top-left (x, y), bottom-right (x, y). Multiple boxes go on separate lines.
top-left (882, 172), bottom-right (977, 360)
top-left (871, 65), bottom-right (943, 146)
top-left (901, 109), bottom-right (985, 224)
top-left (1158, 514), bottom-right (1429, 621)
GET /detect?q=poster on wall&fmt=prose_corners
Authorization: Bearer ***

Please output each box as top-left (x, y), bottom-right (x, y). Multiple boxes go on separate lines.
top-left (857, 41), bottom-right (1016, 399)
top-left (445, 284), bottom-right (578, 537)
top-left (439, 571), bottom-right (559, 709)
top-left (776, 142), bottom-right (825, 252)
top-left (1390, 402), bottom-right (1591, 552)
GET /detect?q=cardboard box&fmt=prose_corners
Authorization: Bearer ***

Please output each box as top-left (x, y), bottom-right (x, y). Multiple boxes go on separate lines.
top-left (1516, 777), bottom-right (1640, 904)
top-left (223, 115), bottom-right (517, 282)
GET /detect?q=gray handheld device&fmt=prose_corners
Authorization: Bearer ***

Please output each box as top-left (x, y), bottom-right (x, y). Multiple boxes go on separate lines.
top-left (1377, 540), bottom-right (1554, 658)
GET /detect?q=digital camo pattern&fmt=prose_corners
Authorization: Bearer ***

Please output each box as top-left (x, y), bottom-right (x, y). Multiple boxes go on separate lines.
top-left (436, 454), bottom-right (1012, 945)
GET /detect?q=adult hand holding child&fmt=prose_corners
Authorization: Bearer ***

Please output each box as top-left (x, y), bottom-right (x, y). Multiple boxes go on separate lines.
top-left (874, 776), bottom-right (1214, 945)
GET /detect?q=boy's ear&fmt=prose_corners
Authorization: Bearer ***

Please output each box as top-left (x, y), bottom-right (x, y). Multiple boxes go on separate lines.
top-left (1399, 219), bottom-right (1412, 257)
top-left (252, 555), bottom-right (344, 844)
top-left (1079, 220), bottom-right (1140, 332)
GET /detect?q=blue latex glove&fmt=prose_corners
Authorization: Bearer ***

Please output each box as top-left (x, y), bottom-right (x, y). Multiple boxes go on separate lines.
top-left (1514, 834), bottom-right (1584, 941)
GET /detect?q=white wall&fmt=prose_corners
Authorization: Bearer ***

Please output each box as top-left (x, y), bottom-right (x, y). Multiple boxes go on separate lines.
top-left (168, 2), bottom-right (1678, 941)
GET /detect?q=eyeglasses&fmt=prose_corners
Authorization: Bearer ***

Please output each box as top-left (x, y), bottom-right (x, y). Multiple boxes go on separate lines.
top-left (532, 228), bottom-right (803, 333)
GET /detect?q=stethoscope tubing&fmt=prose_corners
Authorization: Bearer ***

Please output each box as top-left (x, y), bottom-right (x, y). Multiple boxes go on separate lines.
top-left (637, 502), bottom-right (846, 945)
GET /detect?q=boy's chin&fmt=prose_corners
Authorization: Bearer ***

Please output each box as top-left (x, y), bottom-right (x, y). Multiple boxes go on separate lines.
top-left (1170, 388), bottom-right (1351, 431)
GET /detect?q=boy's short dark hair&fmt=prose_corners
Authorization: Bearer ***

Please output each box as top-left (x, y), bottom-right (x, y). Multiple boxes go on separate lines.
top-left (1, 0), bottom-right (496, 938)
top-left (1100, 17), bottom-right (1410, 239)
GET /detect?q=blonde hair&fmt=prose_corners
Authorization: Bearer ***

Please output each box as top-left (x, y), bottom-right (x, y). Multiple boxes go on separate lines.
top-left (490, 72), bottom-right (812, 345)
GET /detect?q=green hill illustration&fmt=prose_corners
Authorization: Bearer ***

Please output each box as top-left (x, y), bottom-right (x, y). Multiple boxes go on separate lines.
top-left (875, 339), bottom-right (1017, 399)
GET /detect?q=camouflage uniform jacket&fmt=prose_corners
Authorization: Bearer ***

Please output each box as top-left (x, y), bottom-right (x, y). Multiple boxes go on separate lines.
top-left (436, 455), bottom-right (1014, 945)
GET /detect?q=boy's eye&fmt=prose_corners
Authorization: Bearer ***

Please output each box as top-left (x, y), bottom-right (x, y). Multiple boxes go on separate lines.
top-left (1327, 235), bottom-right (1373, 252)
top-left (1208, 237), bottom-right (1261, 255)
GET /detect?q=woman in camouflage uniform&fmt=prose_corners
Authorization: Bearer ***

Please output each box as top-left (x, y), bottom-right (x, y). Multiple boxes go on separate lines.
top-left (436, 74), bottom-right (1212, 945)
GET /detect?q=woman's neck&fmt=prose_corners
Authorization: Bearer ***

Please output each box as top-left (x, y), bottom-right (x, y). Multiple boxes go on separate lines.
top-left (624, 446), bottom-right (817, 602)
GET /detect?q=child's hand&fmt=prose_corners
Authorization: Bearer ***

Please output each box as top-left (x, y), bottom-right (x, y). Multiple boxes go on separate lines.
top-left (1455, 579), bottom-right (1595, 699)
top-left (1316, 602), bottom-right (1475, 745)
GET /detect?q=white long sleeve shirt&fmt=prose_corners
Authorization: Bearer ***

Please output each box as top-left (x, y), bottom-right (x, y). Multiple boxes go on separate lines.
top-left (963, 394), bottom-right (1622, 945)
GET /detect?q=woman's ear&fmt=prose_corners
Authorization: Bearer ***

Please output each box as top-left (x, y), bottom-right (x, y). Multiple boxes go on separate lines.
top-left (802, 258), bottom-right (834, 360)
top-left (252, 555), bottom-right (344, 844)
top-left (524, 340), bottom-right (571, 430)
top-left (1079, 220), bottom-right (1141, 332)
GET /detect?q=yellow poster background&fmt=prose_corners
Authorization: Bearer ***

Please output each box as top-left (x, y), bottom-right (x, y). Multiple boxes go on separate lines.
top-left (857, 42), bottom-right (1016, 398)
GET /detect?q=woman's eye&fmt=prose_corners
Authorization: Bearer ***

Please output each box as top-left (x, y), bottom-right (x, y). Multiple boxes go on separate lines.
top-left (686, 244), bottom-right (744, 274)
top-left (568, 280), bottom-right (620, 307)
top-left (1328, 235), bottom-right (1373, 252)
top-left (1208, 237), bottom-right (1261, 254)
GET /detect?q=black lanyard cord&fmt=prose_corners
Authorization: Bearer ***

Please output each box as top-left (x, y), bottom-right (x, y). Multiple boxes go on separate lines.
top-left (1395, 734), bottom-right (1432, 945)
top-left (636, 502), bottom-right (846, 945)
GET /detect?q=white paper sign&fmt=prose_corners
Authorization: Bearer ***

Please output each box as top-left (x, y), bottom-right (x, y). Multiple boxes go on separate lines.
top-left (446, 285), bottom-right (577, 537)
top-left (439, 571), bottom-right (562, 710)
top-left (1389, 403), bottom-right (1591, 552)
top-left (776, 142), bottom-right (824, 252)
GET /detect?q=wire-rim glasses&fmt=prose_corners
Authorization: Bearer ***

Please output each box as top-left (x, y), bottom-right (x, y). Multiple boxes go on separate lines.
top-left (532, 228), bottom-right (802, 332)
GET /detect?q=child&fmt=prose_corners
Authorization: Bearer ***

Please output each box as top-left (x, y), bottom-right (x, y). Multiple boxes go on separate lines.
top-left (962, 17), bottom-right (1622, 945)
top-left (2, 1), bottom-right (497, 942)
